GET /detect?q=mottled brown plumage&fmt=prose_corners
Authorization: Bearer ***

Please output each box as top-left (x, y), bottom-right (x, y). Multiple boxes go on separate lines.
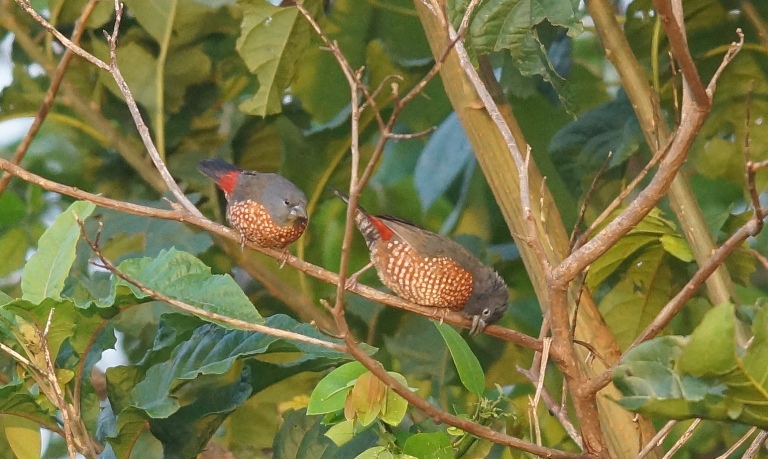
top-left (332, 189), bottom-right (508, 333)
top-left (199, 159), bottom-right (308, 250)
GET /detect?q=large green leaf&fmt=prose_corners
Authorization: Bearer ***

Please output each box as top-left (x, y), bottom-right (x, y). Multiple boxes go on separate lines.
top-left (102, 248), bottom-right (262, 325)
top-left (236, 0), bottom-right (320, 116)
top-left (21, 201), bottom-right (95, 303)
top-left (434, 322), bottom-right (485, 396)
top-left (101, 314), bottom-right (353, 457)
top-left (614, 304), bottom-right (768, 429)
top-left (128, 315), bottom-right (350, 418)
top-left (451, 0), bottom-right (583, 110)
top-left (307, 361), bottom-right (367, 415)
top-left (600, 246), bottom-right (677, 350)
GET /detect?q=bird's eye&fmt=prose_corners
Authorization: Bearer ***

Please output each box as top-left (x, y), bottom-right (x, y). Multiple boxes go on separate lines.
top-left (283, 199), bottom-right (290, 206)
top-left (482, 308), bottom-right (491, 317)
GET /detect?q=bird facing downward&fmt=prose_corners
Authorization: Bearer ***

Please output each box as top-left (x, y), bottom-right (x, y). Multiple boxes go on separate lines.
top-left (331, 189), bottom-right (508, 334)
top-left (198, 159), bottom-right (308, 250)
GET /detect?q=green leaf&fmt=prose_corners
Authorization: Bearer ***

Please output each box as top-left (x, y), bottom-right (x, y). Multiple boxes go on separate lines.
top-left (355, 446), bottom-right (393, 459)
top-left (434, 322), bottom-right (485, 396)
top-left (614, 305), bottom-right (768, 429)
top-left (0, 191), bottom-right (25, 226)
top-left (678, 303), bottom-right (737, 376)
top-left (307, 362), bottom-right (367, 415)
top-left (324, 419), bottom-right (357, 447)
top-left (0, 415), bottom-right (41, 459)
top-left (659, 234), bottom-right (695, 262)
top-left (379, 372), bottom-right (409, 426)
top-left (414, 113), bottom-right (474, 211)
top-left (454, 0), bottom-right (583, 111)
top-left (21, 200), bottom-right (95, 303)
top-left (107, 248), bottom-right (262, 325)
top-left (272, 409), bottom-right (377, 459)
top-left (0, 383), bottom-right (58, 432)
top-left (402, 432), bottom-right (453, 459)
top-left (129, 315), bottom-right (350, 418)
top-left (549, 91), bottom-right (645, 192)
top-left (0, 228), bottom-right (27, 278)
top-left (599, 246), bottom-right (678, 350)
top-left (236, 0), bottom-right (319, 116)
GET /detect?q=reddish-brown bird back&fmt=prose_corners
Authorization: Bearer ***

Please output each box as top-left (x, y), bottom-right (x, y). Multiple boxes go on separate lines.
top-left (331, 189), bottom-right (508, 332)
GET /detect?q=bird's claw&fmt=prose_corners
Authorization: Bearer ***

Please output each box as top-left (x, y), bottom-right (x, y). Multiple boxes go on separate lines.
top-left (278, 249), bottom-right (289, 269)
top-left (345, 273), bottom-right (360, 290)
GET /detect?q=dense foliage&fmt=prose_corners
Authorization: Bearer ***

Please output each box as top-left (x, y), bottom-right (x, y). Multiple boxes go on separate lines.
top-left (1, 0), bottom-right (768, 458)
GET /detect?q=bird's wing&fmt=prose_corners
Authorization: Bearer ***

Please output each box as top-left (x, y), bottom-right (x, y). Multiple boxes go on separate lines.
top-left (381, 217), bottom-right (486, 272)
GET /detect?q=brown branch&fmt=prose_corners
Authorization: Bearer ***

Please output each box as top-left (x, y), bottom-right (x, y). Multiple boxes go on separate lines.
top-left (636, 420), bottom-right (676, 459)
top-left (0, 158), bottom-right (541, 350)
top-left (13, 0), bottom-right (203, 217)
top-left (652, 0), bottom-right (709, 108)
top-left (552, 30), bottom-right (743, 285)
top-left (660, 419), bottom-right (701, 459)
top-left (0, 5), bottom-right (165, 192)
top-left (343, 336), bottom-right (586, 458)
top-left (631, 215), bottom-right (763, 346)
top-left (715, 426), bottom-right (758, 459)
top-left (743, 430), bottom-right (768, 459)
top-left (0, 0), bottom-right (99, 197)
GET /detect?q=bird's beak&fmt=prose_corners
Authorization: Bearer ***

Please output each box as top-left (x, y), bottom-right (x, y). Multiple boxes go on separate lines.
top-left (289, 204), bottom-right (308, 222)
top-left (469, 316), bottom-right (486, 336)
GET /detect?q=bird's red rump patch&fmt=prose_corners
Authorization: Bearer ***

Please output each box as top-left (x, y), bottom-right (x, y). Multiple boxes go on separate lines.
top-left (216, 171), bottom-right (239, 195)
top-left (369, 215), bottom-right (394, 240)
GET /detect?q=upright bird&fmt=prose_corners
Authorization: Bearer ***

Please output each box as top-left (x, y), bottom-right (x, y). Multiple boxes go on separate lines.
top-left (331, 189), bottom-right (508, 334)
top-left (199, 159), bottom-right (308, 256)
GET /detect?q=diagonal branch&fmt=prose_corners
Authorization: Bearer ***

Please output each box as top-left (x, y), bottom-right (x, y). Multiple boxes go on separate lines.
top-left (652, 0), bottom-right (709, 108)
top-left (0, 0), bottom-right (99, 197)
top-left (0, 158), bottom-right (542, 351)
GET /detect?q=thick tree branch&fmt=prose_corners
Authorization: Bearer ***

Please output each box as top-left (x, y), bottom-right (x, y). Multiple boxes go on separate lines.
top-left (583, 0), bottom-right (738, 312)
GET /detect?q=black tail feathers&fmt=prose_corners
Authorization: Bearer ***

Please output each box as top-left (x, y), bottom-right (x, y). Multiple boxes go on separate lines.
top-left (198, 158), bottom-right (241, 180)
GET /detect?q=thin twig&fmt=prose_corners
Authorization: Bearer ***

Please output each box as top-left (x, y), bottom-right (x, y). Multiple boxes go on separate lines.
top-left (635, 420), bottom-right (676, 459)
top-left (570, 151), bottom-right (614, 251)
top-left (715, 426), bottom-right (757, 459)
top-left (743, 431), bottom-right (768, 459)
top-left (0, 0), bottom-right (99, 197)
top-left (14, 0), bottom-right (204, 218)
top-left (661, 419), bottom-right (701, 459)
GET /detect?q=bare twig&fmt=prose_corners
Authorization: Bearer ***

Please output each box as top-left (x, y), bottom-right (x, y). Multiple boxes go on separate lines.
top-left (570, 151), bottom-right (614, 251)
top-left (554, 29), bottom-right (743, 286)
top-left (635, 420), bottom-right (676, 459)
top-left (632, 216), bottom-right (764, 347)
top-left (660, 419), bottom-right (701, 459)
top-left (0, 0), bottom-right (99, 197)
top-left (13, 0), bottom-right (204, 218)
top-left (743, 431), bottom-right (768, 459)
top-left (715, 426), bottom-right (757, 459)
